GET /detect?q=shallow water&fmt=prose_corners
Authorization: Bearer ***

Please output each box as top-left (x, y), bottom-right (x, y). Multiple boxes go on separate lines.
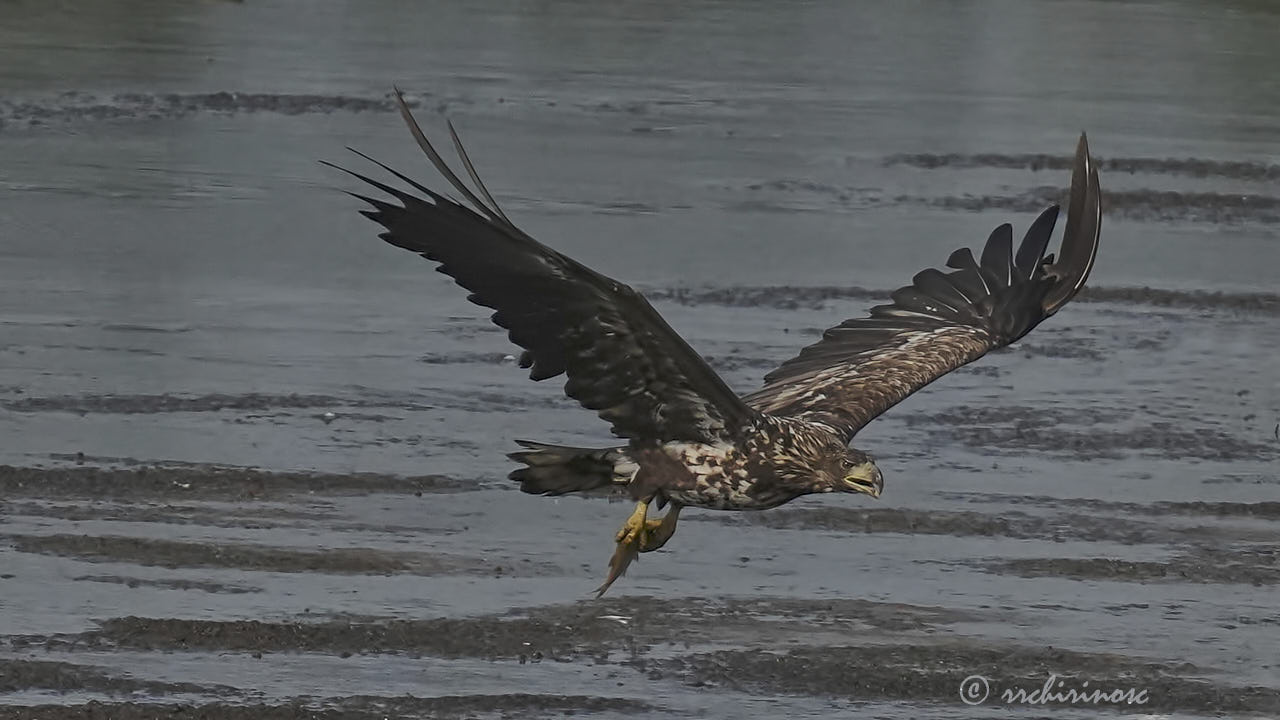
top-left (1, 1), bottom-right (1278, 718)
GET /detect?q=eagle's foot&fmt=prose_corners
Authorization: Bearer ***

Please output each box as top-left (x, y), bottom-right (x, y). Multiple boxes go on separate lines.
top-left (595, 500), bottom-right (648, 597)
top-left (636, 503), bottom-right (681, 553)
top-left (611, 500), bottom-right (651, 545)
top-left (594, 501), bottom-right (684, 597)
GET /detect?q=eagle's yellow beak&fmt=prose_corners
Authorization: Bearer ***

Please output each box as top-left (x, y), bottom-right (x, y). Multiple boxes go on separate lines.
top-left (843, 462), bottom-right (883, 498)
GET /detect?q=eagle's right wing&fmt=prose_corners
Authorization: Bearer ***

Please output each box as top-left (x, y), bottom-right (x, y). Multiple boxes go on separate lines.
top-left (327, 91), bottom-right (755, 445)
top-left (745, 134), bottom-right (1101, 441)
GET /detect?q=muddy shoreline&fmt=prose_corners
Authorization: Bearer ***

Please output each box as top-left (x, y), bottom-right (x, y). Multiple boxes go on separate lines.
top-left (4, 2), bottom-right (1279, 716)
top-left (4, 464), bottom-right (1278, 716)
top-left (3, 592), bottom-right (1277, 716)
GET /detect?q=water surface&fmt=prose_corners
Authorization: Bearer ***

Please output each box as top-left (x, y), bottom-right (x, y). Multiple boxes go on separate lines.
top-left (1, 1), bottom-right (1278, 717)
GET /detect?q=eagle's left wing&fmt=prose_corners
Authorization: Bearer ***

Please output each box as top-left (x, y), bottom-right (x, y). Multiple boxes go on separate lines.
top-left (744, 134), bottom-right (1101, 442)
top-left (326, 91), bottom-right (757, 445)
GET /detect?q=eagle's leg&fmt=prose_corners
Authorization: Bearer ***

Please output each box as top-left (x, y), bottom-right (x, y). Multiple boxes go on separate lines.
top-left (594, 499), bottom-right (651, 597)
top-left (637, 502), bottom-right (681, 553)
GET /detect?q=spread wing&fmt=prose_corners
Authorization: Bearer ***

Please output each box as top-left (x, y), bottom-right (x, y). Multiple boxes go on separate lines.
top-left (325, 91), bottom-right (755, 444)
top-left (744, 133), bottom-right (1102, 441)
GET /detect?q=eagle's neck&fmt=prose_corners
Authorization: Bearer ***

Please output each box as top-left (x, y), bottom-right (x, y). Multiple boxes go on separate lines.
top-left (748, 415), bottom-right (846, 494)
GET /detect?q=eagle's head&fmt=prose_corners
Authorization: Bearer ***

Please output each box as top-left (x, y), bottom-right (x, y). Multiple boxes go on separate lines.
top-left (772, 419), bottom-right (884, 499)
top-left (835, 448), bottom-right (883, 498)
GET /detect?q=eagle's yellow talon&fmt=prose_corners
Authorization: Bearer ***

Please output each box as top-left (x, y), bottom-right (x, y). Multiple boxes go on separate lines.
top-left (614, 500), bottom-right (649, 544)
top-left (594, 500), bottom-right (650, 597)
top-left (637, 504), bottom-right (681, 553)
top-left (594, 501), bottom-right (684, 597)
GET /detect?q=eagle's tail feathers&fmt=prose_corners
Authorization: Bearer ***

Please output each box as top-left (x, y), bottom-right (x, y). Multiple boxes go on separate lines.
top-left (508, 441), bottom-right (633, 496)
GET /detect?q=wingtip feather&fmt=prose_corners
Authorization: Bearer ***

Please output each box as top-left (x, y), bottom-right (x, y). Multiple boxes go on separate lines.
top-left (392, 88), bottom-right (504, 226)
top-left (1042, 133), bottom-right (1102, 314)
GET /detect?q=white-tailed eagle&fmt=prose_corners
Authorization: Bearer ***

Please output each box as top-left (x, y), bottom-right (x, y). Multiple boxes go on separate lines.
top-left (328, 90), bottom-right (1102, 596)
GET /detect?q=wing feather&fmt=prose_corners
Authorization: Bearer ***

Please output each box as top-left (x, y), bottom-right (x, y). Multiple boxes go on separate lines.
top-left (1015, 205), bottom-right (1060, 278)
top-left (329, 94), bottom-right (756, 444)
top-left (745, 134), bottom-right (1102, 440)
top-left (980, 223), bottom-right (1016, 288)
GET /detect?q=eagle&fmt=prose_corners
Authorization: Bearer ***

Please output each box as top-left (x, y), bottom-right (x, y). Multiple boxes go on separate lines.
top-left (328, 90), bottom-right (1102, 596)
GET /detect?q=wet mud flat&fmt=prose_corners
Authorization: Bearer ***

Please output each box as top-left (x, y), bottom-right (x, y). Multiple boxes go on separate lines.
top-left (4, 2), bottom-right (1280, 717)
top-left (0, 692), bottom-right (646, 720)
top-left (2, 240), bottom-right (1277, 719)
top-left (2, 285), bottom-right (1278, 720)
top-left (2, 460), bottom-right (1279, 719)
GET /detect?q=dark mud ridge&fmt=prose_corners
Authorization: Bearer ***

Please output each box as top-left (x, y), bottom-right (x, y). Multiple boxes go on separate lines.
top-left (902, 406), bottom-right (1277, 461)
top-left (5, 596), bottom-right (1277, 716)
top-left (5, 497), bottom-right (337, 529)
top-left (0, 695), bottom-right (649, 720)
top-left (0, 464), bottom-right (469, 500)
top-left (1, 389), bottom-right (564, 415)
top-left (715, 506), bottom-right (1265, 546)
top-left (4, 533), bottom-right (550, 577)
top-left (983, 553), bottom-right (1280, 586)
top-left (1, 391), bottom-right (433, 415)
top-left (14, 596), bottom-right (970, 657)
top-left (0, 92), bottom-right (413, 127)
top-left (732, 175), bottom-right (1280, 223)
top-left (0, 658), bottom-right (225, 696)
top-left (643, 643), bottom-right (1278, 715)
top-left (917, 187), bottom-right (1280, 224)
top-left (884, 151), bottom-right (1280, 181)
top-left (941, 492), bottom-right (1280, 519)
top-left (71, 574), bottom-right (261, 594)
top-left (645, 284), bottom-right (1280, 314)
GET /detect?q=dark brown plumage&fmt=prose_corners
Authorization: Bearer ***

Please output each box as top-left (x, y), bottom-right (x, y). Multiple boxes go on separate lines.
top-left (329, 90), bottom-right (1102, 595)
